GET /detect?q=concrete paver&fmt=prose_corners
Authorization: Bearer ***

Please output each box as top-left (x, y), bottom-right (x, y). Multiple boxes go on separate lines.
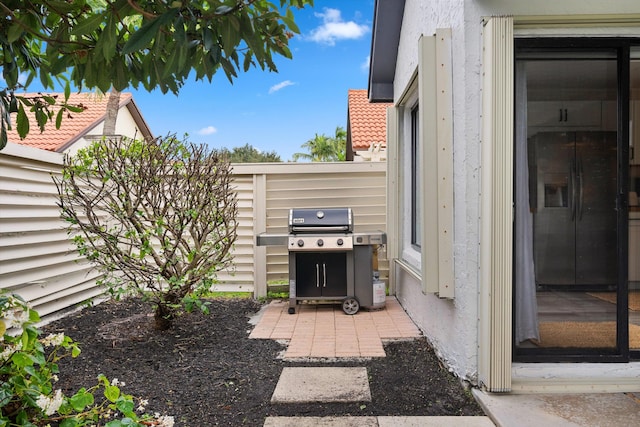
top-left (377, 416), bottom-right (495, 426)
top-left (474, 390), bottom-right (640, 427)
top-left (264, 416), bottom-right (378, 427)
top-left (249, 297), bottom-right (421, 359)
top-left (271, 367), bottom-right (371, 403)
top-left (264, 416), bottom-right (494, 426)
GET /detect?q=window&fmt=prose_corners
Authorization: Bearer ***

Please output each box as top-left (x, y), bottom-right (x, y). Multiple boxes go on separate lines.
top-left (398, 85), bottom-right (422, 271)
top-left (411, 105), bottom-right (422, 248)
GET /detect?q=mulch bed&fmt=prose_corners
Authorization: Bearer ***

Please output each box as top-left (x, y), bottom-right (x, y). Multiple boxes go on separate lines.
top-left (42, 298), bottom-right (485, 426)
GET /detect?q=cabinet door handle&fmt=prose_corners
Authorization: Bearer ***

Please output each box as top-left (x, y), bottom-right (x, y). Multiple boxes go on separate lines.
top-left (316, 264), bottom-right (320, 287)
top-left (322, 263), bottom-right (327, 287)
top-left (577, 156), bottom-right (584, 220)
top-left (559, 108), bottom-right (569, 122)
top-left (570, 158), bottom-right (576, 221)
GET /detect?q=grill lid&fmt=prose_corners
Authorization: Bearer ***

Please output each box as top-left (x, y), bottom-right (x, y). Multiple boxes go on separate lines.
top-left (289, 208), bottom-right (353, 233)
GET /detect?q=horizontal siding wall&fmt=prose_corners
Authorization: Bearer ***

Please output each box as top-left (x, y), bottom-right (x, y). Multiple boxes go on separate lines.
top-left (233, 162), bottom-right (388, 289)
top-left (212, 174), bottom-right (256, 293)
top-left (0, 143), bottom-right (104, 317)
top-left (1, 144), bottom-right (387, 316)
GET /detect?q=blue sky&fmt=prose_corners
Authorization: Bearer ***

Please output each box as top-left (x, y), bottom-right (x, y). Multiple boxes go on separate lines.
top-left (6, 1), bottom-right (375, 161)
top-left (102, 1), bottom-right (377, 161)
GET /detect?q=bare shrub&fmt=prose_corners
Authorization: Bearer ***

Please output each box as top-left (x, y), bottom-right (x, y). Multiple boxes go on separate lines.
top-left (54, 136), bottom-right (238, 329)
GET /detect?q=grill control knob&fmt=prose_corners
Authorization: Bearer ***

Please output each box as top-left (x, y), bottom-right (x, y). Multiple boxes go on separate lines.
top-left (297, 239), bottom-right (304, 247)
top-left (317, 239), bottom-right (324, 247)
top-left (337, 238), bottom-right (344, 246)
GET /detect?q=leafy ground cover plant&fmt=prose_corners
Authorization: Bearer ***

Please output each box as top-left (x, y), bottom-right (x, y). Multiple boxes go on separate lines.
top-left (0, 293), bottom-right (170, 426)
top-left (54, 136), bottom-right (238, 330)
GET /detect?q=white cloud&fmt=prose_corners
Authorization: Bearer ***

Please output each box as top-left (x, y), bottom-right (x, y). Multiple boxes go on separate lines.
top-left (361, 55), bottom-right (370, 72)
top-left (0, 72), bottom-right (31, 88)
top-left (309, 8), bottom-right (369, 46)
top-left (198, 126), bottom-right (218, 135)
top-left (269, 80), bottom-right (295, 94)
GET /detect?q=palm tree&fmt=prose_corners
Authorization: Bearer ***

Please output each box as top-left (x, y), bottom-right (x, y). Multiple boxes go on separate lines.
top-left (332, 126), bottom-right (346, 161)
top-left (293, 126), bottom-right (346, 162)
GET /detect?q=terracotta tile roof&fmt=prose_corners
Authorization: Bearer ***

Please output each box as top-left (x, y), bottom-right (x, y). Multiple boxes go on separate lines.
top-left (347, 89), bottom-right (392, 150)
top-left (5, 92), bottom-right (139, 152)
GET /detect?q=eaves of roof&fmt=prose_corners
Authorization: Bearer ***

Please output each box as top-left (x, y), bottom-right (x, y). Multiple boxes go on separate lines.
top-left (368, 0), bottom-right (406, 102)
top-left (6, 92), bottom-right (153, 152)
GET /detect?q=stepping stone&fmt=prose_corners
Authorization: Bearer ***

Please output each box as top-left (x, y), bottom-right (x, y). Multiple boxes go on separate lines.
top-left (271, 367), bottom-right (371, 403)
top-left (377, 416), bottom-right (496, 426)
top-left (264, 416), bottom-right (378, 427)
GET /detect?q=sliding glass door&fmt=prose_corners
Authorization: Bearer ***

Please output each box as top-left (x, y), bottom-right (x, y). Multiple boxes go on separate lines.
top-left (630, 48), bottom-right (640, 356)
top-left (514, 39), bottom-right (637, 361)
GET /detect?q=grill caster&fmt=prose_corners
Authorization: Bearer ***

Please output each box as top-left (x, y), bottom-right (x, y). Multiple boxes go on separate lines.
top-left (288, 307), bottom-right (296, 314)
top-left (342, 297), bottom-right (359, 315)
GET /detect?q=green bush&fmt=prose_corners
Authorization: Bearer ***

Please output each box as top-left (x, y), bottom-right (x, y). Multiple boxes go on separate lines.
top-left (0, 293), bottom-right (170, 426)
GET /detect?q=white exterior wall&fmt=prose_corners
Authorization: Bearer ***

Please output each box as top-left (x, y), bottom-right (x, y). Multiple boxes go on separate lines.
top-left (393, 0), bottom-right (479, 383)
top-left (64, 106), bottom-right (146, 156)
top-left (391, 0), bottom-right (640, 384)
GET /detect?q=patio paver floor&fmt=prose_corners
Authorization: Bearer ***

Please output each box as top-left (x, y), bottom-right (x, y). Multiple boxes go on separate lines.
top-left (249, 297), bottom-right (422, 358)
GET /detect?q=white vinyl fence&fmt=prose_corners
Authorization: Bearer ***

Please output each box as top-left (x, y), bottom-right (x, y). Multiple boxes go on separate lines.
top-left (0, 142), bottom-right (387, 317)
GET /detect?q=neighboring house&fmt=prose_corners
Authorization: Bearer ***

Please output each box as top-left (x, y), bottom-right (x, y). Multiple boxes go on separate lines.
top-left (369, 0), bottom-right (640, 393)
top-left (346, 89), bottom-right (392, 161)
top-left (6, 92), bottom-right (153, 155)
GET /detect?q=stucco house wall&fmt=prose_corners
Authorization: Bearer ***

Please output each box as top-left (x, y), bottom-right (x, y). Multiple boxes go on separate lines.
top-left (63, 105), bottom-right (149, 157)
top-left (389, 0), bottom-right (640, 385)
top-left (391, 0), bottom-right (480, 384)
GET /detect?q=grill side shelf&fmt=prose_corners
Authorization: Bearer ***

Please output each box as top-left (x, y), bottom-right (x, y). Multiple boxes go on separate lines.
top-left (256, 233), bottom-right (288, 246)
top-left (352, 231), bottom-right (387, 245)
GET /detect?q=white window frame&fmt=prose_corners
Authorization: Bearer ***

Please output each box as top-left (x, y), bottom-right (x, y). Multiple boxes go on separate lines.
top-left (399, 83), bottom-right (422, 271)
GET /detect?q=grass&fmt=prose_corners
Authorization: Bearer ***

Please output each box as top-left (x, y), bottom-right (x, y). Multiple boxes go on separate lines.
top-left (204, 291), bottom-right (253, 299)
top-left (202, 289), bottom-right (289, 301)
top-left (267, 279), bottom-right (288, 285)
top-left (198, 281), bottom-right (290, 301)
top-left (266, 290), bottom-right (289, 299)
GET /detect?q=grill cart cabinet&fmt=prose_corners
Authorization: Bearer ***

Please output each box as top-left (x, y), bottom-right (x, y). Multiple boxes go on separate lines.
top-left (293, 252), bottom-right (350, 298)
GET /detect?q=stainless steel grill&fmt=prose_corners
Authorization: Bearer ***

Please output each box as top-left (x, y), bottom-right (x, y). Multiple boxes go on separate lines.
top-left (257, 207), bottom-right (386, 314)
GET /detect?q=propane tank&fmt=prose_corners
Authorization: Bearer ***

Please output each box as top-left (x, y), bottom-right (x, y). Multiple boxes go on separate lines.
top-left (371, 271), bottom-right (386, 309)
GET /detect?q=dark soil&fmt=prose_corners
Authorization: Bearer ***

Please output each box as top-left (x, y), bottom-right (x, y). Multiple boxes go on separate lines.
top-left (42, 298), bottom-right (485, 426)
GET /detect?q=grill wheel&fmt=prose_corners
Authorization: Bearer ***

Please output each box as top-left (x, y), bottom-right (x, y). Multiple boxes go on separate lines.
top-left (342, 297), bottom-right (360, 315)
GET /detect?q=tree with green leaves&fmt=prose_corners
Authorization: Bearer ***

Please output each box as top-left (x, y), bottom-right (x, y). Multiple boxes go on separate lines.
top-left (221, 143), bottom-right (281, 162)
top-left (292, 125), bottom-right (346, 162)
top-left (0, 0), bottom-right (313, 149)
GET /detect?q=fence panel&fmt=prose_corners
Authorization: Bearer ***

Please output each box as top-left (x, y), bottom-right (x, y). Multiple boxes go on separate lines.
top-left (1, 145), bottom-right (387, 316)
top-left (232, 162), bottom-right (388, 289)
top-left (0, 144), bottom-right (103, 317)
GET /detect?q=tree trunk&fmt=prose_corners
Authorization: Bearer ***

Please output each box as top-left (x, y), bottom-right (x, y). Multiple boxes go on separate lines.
top-left (154, 303), bottom-right (174, 331)
top-left (103, 89), bottom-right (121, 137)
